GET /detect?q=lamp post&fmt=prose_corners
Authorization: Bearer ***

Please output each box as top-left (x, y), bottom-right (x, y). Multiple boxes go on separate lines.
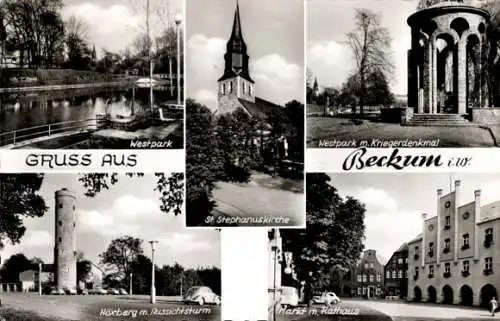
top-left (38, 263), bottom-right (42, 296)
top-left (175, 13), bottom-right (182, 106)
top-left (149, 241), bottom-right (158, 304)
top-left (147, 0), bottom-right (154, 111)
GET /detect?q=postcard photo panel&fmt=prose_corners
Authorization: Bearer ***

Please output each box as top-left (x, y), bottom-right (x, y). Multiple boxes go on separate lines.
top-left (0, 173), bottom-right (221, 321)
top-left (0, 0), bottom-right (184, 150)
top-left (185, 0), bottom-right (305, 228)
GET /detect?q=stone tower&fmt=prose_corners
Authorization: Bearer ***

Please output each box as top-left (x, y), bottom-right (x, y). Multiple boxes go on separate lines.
top-left (54, 188), bottom-right (77, 290)
top-left (217, 0), bottom-right (256, 114)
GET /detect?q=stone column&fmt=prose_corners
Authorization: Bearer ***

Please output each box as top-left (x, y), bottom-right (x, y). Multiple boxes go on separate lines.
top-left (422, 213), bottom-right (427, 267)
top-left (457, 40), bottom-right (467, 114)
top-left (454, 180), bottom-right (461, 261)
top-left (427, 41), bottom-right (433, 114)
top-left (474, 190), bottom-right (481, 260)
top-left (437, 189), bottom-right (443, 264)
top-left (432, 38), bottom-right (438, 113)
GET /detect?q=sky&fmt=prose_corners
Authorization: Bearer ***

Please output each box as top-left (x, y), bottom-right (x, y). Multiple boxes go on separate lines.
top-left (186, 0), bottom-right (305, 111)
top-left (61, 0), bottom-right (183, 55)
top-left (1, 174), bottom-right (220, 269)
top-left (328, 173), bottom-right (500, 263)
top-left (307, 0), bottom-right (484, 96)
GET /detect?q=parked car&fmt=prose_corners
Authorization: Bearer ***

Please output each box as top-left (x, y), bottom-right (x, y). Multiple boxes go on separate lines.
top-left (77, 288), bottom-right (88, 295)
top-left (183, 286), bottom-right (221, 305)
top-left (279, 286), bottom-right (299, 307)
top-left (89, 288), bottom-right (108, 295)
top-left (49, 287), bottom-right (65, 295)
top-left (107, 288), bottom-right (120, 295)
top-left (312, 292), bottom-right (341, 306)
top-left (119, 288), bottom-right (128, 295)
top-left (63, 287), bottom-right (77, 295)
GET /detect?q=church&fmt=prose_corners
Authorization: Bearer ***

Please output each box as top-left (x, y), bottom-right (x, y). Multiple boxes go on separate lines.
top-left (216, 1), bottom-right (284, 118)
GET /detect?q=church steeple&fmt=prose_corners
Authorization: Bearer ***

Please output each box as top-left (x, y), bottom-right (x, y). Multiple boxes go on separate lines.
top-left (218, 0), bottom-right (253, 83)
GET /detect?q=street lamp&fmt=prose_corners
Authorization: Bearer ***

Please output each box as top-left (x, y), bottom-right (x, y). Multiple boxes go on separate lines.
top-left (38, 263), bottom-right (42, 296)
top-left (175, 13), bottom-right (182, 106)
top-left (129, 272), bottom-right (133, 296)
top-left (149, 241), bottom-right (158, 304)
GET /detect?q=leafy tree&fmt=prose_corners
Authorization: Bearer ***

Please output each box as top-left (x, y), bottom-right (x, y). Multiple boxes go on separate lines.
top-left (76, 251), bottom-right (92, 284)
top-left (281, 173), bottom-right (366, 288)
top-left (99, 236), bottom-right (144, 283)
top-left (0, 253), bottom-right (34, 282)
top-left (0, 174), bottom-right (48, 249)
top-left (215, 108), bottom-right (262, 182)
top-left (284, 100), bottom-right (305, 164)
top-left (78, 173), bottom-right (183, 216)
top-left (345, 9), bottom-right (394, 115)
top-left (186, 99), bottom-right (219, 225)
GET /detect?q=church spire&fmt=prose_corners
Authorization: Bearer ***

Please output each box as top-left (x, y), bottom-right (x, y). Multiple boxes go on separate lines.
top-left (218, 0), bottom-right (253, 83)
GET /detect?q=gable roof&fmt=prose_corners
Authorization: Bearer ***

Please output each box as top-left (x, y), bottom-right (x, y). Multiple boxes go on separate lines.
top-left (238, 97), bottom-right (283, 119)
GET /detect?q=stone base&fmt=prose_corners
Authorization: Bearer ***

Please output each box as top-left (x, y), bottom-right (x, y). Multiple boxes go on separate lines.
top-left (400, 107), bottom-right (414, 125)
top-left (470, 108), bottom-right (500, 125)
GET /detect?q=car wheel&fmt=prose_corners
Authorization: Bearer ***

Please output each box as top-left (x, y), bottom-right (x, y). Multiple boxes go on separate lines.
top-left (198, 297), bottom-right (204, 305)
top-left (215, 297), bottom-right (221, 305)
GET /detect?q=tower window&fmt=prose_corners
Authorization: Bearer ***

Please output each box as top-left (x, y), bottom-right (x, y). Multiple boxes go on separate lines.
top-left (58, 237), bottom-right (62, 243)
top-left (229, 81), bottom-right (233, 93)
top-left (73, 222), bottom-right (76, 228)
top-left (221, 83), bottom-right (226, 95)
top-left (242, 82), bottom-right (245, 94)
top-left (58, 203), bottom-right (63, 209)
top-left (249, 85), bottom-right (252, 95)
top-left (444, 216), bottom-right (451, 229)
top-left (73, 205), bottom-right (75, 211)
top-left (58, 221), bottom-right (62, 226)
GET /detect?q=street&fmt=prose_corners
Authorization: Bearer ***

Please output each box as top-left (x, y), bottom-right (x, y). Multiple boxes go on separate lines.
top-left (274, 299), bottom-right (500, 321)
top-left (0, 293), bottom-right (220, 321)
top-left (212, 172), bottom-right (304, 227)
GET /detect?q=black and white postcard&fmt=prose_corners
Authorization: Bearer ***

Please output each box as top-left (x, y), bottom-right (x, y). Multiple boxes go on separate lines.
top-left (0, 173), bottom-right (220, 321)
top-left (270, 172), bottom-right (500, 321)
top-left (0, 0), bottom-right (184, 149)
top-left (307, 0), bottom-right (500, 148)
top-left (185, 0), bottom-right (305, 227)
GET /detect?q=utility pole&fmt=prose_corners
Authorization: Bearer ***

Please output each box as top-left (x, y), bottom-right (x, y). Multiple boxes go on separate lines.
top-left (38, 263), bottom-right (42, 296)
top-left (129, 272), bottom-right (133, 296)
top-left (175, 14), bottom-right (182, 106)
top-left (149, 241), bottom-right (158, 304)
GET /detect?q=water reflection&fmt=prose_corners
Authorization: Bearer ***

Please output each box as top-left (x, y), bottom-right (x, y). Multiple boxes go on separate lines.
top-left (0, 86), bottom-right (175, 133)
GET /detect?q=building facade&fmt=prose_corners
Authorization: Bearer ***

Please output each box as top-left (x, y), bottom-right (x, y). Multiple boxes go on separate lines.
top-left (406, 0), bottom-right (500, 125)
top-left (54, 188), bottom-right (77, 291)
top-left (407, 180), bottom-right (500, 308)
top-left (353, 250), bottom-right (385, 298)
top-left (384, 243), bottom-right (409, 298)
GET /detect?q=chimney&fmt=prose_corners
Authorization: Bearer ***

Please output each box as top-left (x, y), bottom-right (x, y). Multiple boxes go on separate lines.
top-left (421, 213), bottom-right (427, 267)
top-left (474, 190), bottom-right (481, 260)
top-left (454, 180), bottom-right (460, 261)
top-left (437, 189), bottom-right (443, 264)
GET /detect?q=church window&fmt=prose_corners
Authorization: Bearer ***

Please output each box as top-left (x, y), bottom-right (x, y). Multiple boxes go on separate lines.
top-left (229, 81), bottom-right (233, 93)
top-left (221, 83), bottom-right (226, 95)
top-left (249, 85), bottom-right (252, 95)
top-left (386, 270), bottom-right (390, 279)
top-left (242, 82), bottom-right (246, 94)
top-left (58, 220), bottom-right (62, 226)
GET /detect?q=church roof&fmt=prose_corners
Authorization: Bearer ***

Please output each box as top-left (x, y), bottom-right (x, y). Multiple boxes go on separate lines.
top-left (238, 97), bottom-right (283, 119)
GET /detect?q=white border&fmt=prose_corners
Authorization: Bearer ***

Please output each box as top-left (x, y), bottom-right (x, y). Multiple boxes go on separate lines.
top-left (0, 150), bottom-right (185, 173)
top-left (221, 228), bottom-right (268, 321)
top-left (307, 148), bottom-right (500, 173)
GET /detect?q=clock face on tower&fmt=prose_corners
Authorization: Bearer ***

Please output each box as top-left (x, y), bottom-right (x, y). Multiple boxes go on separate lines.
top-left (445, 201), bottom-right (451, 208)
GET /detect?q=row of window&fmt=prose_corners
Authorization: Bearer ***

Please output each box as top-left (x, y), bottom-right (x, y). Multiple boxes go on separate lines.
top-left (414, 228), bottom-right (494, 259)
top-left (356, 273), bottom-right (382, 283)
top-left (414, 257), bottom-right (493, 279)
top-left (220, 81), bottom-right (253, 96)
top-left (357, 287), bottom-right (382, 295)
top-left (386, 269), bottom-right (407, 279)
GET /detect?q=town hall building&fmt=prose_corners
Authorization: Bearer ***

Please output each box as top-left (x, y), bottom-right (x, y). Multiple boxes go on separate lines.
top-left (216, 1), bottom-right (284, 119)
top-left (407, 180), bottom-right (500, 308)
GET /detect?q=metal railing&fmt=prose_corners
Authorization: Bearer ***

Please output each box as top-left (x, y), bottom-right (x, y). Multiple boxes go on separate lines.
top-left (0, 118), bottom-right (105, 147)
